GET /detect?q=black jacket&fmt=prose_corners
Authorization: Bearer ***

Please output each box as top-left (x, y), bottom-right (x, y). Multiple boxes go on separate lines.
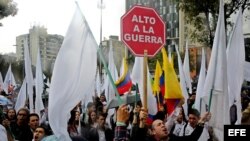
top-left (87, 125), bottom-right (114, 141)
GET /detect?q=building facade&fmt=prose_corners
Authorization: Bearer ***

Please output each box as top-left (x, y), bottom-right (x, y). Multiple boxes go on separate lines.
top-left (16, 26), bottom-right (63, 73)
top-left (101, 35), bottom-right (127, 72)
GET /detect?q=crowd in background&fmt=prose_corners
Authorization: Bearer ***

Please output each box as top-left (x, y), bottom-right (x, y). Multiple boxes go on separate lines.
top-left (0, 84), bottom-right (250, 141)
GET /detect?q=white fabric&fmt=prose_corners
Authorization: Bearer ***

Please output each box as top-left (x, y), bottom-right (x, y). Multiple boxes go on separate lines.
top-left (183, 40), bottom-right (192, 94)
top-left (175, 46), bottom-right (189, 116)
top-left (131, 57), bottom-right (157, 115)
top-left (194, 48), bottom-right (206, 113)
top-left (201, 1), bottom-right (229, 140)
top-left (97, 129), bottom-right (106, 141)
top-left (103, 40), bottom-right (119, 128)
top-left (35, 48), bottom-right (45, 118)
top-left (104, 40), bottom-right (118, 102)
top-left (24, 39), bottom-right (34, 112)
top-left (48, 6), bottom-right (97, 141)
top-left (178, 123), bottom-right (194, 136)
top-left (172, 121), bottom-right (185, 136)
top-left (226, 7), bottom-right (245, 124)
top-left (3, 64), bottom-right (16, 93)
top-left (165, 107), bottom-right (181, 130)
top-left (15, 78), bottom-right (27, 112)
top-left (0, 124), bottom-right (7, 141)
top-left (244, 61), bottom-right (250, 81)
top-left (168, 48), bottom-right (172, 63)
top-left (178, 123), bottom-right (210, 141)
top-left (119, 58), bottom-right (125, 76)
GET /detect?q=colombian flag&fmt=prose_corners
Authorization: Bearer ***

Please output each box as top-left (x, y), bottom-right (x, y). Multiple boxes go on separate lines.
top-left (115, 58), bottom-right (132, 95)
top-left (161, 47), bottom-right (184, 115)
top-left (152, 60), bottom-right (164, 110)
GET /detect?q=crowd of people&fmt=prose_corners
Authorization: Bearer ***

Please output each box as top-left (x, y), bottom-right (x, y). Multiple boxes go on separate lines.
top-left (0, 86), bottom-right (250, 141)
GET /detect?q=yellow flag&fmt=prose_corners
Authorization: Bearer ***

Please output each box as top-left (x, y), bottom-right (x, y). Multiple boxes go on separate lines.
top-left (152, 60), bottom-right (162, 95)
top-left (161, 47), bottom-right (183, 99)
top-left (115, 58), bottom-right (128, 85)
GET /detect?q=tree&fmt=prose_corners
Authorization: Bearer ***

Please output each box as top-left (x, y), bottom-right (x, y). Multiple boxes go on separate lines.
top-left (0, 0), bottom-right (18, 26)
top-left (176, 0), bottom-right (250, 48)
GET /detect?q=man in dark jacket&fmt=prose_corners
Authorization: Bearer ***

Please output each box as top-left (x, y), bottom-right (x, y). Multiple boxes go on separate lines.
top-left (87, 112), bottom-right (114, 141)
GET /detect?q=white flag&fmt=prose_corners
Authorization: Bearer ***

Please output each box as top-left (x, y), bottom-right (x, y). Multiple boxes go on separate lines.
top-left (194, 48), bottom-right (206, 113)
top-left (35, 48), bottom-right (45, 118)
top-left (15, 78), bottom-right (27, 112)
top-left (103, 40), bottom-right (118, 129)
top-left (24, 39), bottom-right (34, 112)
top-left (131, 57), bottom-right (157, 115)
top-left (175, 46), bottom-right (189, 116)
top-left (104, 40), bottom-right (118, 102)
top-left (48, 6), bottom-right (97, 141)
top-left (227, 7), bottom-right (245, 124)
top-left (3, 64), bottom-right (16, 94)
top-left (183, 40), bottom-right (192, 94)
top-left (201, 0), bottom-right (229, 140)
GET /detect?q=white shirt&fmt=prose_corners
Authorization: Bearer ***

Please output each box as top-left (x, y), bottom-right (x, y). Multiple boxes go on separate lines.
top-left (172, 121), bottom-right (186, 136)
top-left (0, 124), bottom-right (8, 141)
top-left (98, 129), bottom-right (106, 141)
top-left (178, 123), bottom-right (210, 141)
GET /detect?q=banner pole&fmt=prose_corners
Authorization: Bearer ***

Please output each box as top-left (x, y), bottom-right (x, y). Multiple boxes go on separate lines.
top-left (143, 50), bottom-right (148, 110)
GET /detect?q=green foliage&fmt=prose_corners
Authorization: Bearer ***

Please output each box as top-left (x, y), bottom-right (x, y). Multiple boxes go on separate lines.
top-left (175, 0), bottom-right (250, 48)
top-left (0, 0), bottom-right (18, 26)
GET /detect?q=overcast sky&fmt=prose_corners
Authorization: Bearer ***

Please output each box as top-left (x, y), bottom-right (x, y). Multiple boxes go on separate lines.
top-left (0, 0), bottom-right (125, 54)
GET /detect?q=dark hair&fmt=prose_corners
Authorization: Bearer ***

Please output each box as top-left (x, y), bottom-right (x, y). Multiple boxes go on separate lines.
top-left (6, 108), bottom-right (17, 121)
top-left (88, 111), bottom-right (97, 125)
top-left (100, 92), bottom-right (105, 97)
top-left (188, 109), bottom-right (200, 117)
top-left (17, 108), bottom-right (30, 115)
top-left (0, 91), bottom-right (8, 96)
top-left (28, 113), bottom-right (39, 121)
top-left (68, 110), bottom-right (77, 124)
top-left (153, 111), bottom-right (166, 121)
top-left (95, 97), bottom-right (103, 113)
top-left (35, 124), bottom-right (52, 136)
top-left (96, 112), bottom-right (107, 119)
top-left (87, 102), bottom-right (94, 109)
top-left (180, 106), bottom-right (188, 123)
top-left (71, 136), bottom-right (88, 141)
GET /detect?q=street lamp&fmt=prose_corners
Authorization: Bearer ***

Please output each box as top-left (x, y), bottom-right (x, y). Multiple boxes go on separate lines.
top-left (97, 0), bottom-right (105, 80)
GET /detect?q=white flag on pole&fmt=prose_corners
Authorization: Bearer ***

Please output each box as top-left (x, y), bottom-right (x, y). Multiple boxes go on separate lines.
top-left (131, 57), bottom-right (157, 115)
top-left (104, 40), bottom-right (118, 102)
top-left (201, 0), bottom-right (229, 140)
top-left (194, 48), bottom-right (206, 113)
top-left (15, 78), bottom-right (27, 112)
top-left (3, 64), bottom-right (16, 94)
top-left (24, 39), bottom-right (34, 112)
top-left (35, 48), bottom-right (45, 118)
top-left (102, 40), bottom-right (118, 129)
top-left (183, 40), bottom-right (192, 94)
top-left (175, 46), bottom-right (189, 116)
top-left (48, 6), bottom-right (97, 141)
top-left (226, 7), bottom-right (245, 124)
